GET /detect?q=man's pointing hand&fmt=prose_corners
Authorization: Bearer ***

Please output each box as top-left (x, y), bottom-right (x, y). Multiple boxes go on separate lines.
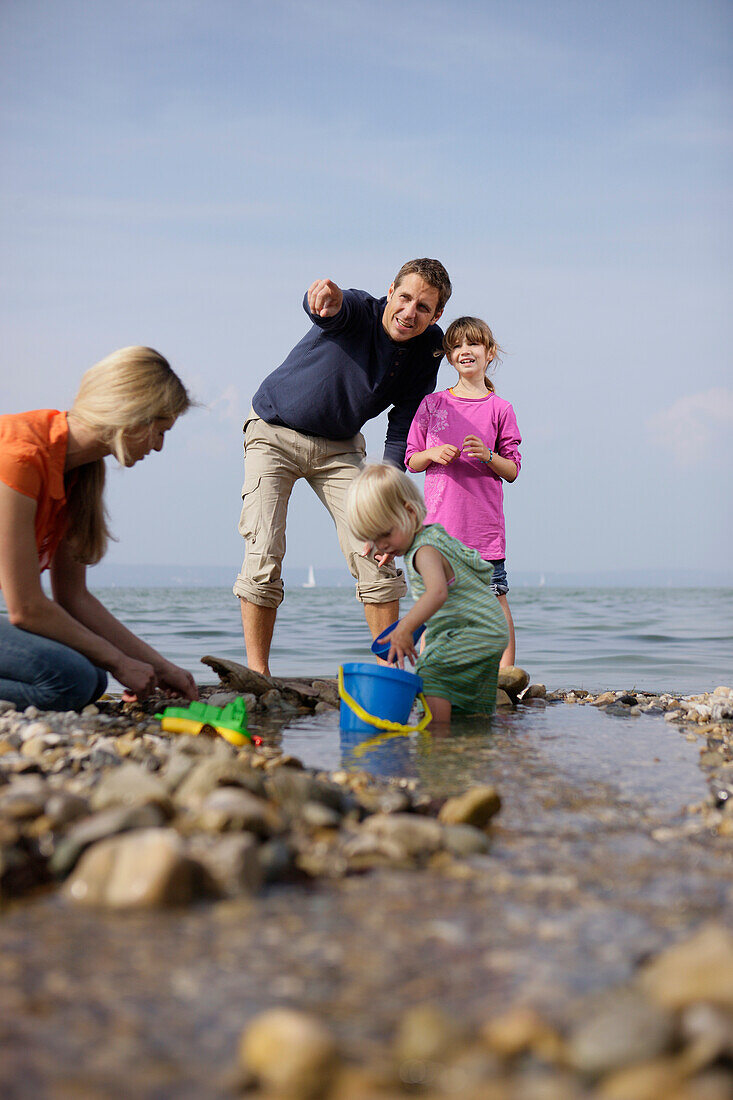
top-left (307, 279), bottom-right (343, 318)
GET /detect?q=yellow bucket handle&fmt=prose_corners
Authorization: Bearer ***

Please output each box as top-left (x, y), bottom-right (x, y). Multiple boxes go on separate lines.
top-left (338, 665), bottom-right (432, 734)
top-left (348, 725), bottom-right (432, 759)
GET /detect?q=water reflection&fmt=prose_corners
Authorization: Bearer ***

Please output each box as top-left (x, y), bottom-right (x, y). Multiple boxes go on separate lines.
top-left (281, 702), bottom-right (707, 812)
top-left (340, 725), bottom-right (430, 778)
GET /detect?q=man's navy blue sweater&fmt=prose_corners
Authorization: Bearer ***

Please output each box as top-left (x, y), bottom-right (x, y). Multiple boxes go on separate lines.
top-left (252, 289), bottom-right (443, 466)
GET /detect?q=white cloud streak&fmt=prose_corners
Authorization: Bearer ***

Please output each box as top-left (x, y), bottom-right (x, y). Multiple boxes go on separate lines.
top-left (647, 387), bottom-right (733, 463)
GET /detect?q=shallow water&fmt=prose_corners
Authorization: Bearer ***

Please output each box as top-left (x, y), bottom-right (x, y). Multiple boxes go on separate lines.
top-left (2, 701), bottom-right (728, 1098)
top-left (280, 698), bottom-right (709, 812)
top-left (83, 584), bottom-right (733, 695)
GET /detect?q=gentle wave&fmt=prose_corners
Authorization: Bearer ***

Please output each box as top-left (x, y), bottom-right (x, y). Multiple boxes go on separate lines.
top-left (73, 584), bottom-right (733, 696)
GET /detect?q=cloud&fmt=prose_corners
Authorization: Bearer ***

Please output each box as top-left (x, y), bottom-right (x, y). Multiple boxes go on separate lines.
top-left (648, 387), bottom-right (733, 463)
top-left (207, 384), bottom-right (246, 424)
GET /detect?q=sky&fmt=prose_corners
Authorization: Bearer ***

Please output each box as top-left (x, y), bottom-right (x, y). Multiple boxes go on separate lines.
top-left (1, 0), bottom-right (731, 583)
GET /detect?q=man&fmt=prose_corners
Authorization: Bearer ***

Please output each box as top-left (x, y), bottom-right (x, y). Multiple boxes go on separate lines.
top-left (233, 257), bottom-right (452, 674)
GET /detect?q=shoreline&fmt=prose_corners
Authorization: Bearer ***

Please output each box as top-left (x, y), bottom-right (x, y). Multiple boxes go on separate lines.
top-left (1, 677), bottom-right (732, 1096)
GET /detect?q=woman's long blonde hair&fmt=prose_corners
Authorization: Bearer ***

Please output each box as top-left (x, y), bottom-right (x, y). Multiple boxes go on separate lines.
top-left (66, 346), bottom-right (192, 563)
top-left (346, 462), bottom-right (426, 545)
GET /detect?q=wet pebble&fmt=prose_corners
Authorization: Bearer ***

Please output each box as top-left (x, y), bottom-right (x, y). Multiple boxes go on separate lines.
top-left (50, 803), bottom-right (168, 877)
top-left (240, 1008), bottom-right (338, 1100)
top-left (567, 987), bottom-right (675, 1076)
top-left (438, 785), bottom-right (501, 828)
top-left (186, 832), bottom-right (262, 897)
top-left (64, 827), bottom-right (202, 909)
top-left (196, 786), bottom-right (283, 836)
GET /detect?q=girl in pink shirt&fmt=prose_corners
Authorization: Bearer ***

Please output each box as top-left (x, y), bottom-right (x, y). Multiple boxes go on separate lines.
top-left (405, 316), bottom-right (522, 666)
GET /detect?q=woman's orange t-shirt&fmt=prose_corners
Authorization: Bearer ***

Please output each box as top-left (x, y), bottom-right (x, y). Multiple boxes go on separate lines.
top-left (0, 409), bottom-right (70, 572)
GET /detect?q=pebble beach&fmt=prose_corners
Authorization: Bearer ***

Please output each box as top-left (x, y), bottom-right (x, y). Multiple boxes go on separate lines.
top-left (2, 663), bottom-right (733, 1098)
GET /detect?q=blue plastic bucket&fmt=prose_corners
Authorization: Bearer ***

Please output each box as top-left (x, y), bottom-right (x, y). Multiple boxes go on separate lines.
top-left (340, 662), bottom-right (423, 734)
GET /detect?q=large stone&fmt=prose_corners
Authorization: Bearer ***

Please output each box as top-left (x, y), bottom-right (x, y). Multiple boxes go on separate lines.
top-left (300, 801), bottom-right (342, 829)
top-left (258, 837), bottom-right (295, 883)
top-left (50, 803), bottom-right (167, 877)
top-left (159, 750), bottom-right (196, 793)
top-left (596, 1057), bottom-right (687, 1099)
top-left (187, 833), bottom-right (262, 897)
top-left (354, 787), bottom-right (412, 815)
top-left (342, 830), bottom-right (412, 868)
top-left (0, 787), bottom-right (47, 821)
top-left (497, 666), bottom-right (530, 699)
top-left (640, 925), bottom-right (733, 1010)
top-left (265, 768), bottom-right (346, 816)
top-left (90, 762), bottom-right (173, 814)
top-left (240, 1008), bottom-right (338, 1100)
top-left (441, 823), bottom-right (491, 856)
top-left (18, 720), bottom-right (53, 742)
top-left (64, 828), bottom-right (201, 909)
top-left (21, 736), bottom-right (55, 759)
top-left (481, 1006), bottom-right (564, 1062)
top-left (311, 680), bottom-right (340, 708)
top-left (438, 786), bottom-right (501, 829)
top-left (711, 698), bottom-right (733, 721)
top-left (567, 988), bottom-right (675, 1076)
top-left (44, 791), bottom-right (90, 828)
top-left (360, 813), bottom-right (443, 858)
top-left (197, 786), bottom-right (283, 836)
top-left (393, 1003), bottom-right (466, 1065)
top-left (592, 691), bottom-right (617, 706)
top-left (174, 758), bottom-right (266, 810)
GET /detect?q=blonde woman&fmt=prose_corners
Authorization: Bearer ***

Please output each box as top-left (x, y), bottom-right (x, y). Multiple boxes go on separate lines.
top-left (0, 346), bottom-right (197, 710)
top-left (347, 462), bottom-right (508, 724)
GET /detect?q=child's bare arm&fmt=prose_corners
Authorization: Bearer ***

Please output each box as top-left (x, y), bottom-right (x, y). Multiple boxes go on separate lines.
top-left (407, 445), bottom-right (460, 472)
top-left (461, 435), bottom-right (518, 481)
top-left (386, 546), bottom-right (450, 667)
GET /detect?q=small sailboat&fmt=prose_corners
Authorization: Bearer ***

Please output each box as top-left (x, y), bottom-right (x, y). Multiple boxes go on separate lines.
top-left (539, 573), bottom-right (546, 587)
top-left (302, 565), bottom-right (316, 588)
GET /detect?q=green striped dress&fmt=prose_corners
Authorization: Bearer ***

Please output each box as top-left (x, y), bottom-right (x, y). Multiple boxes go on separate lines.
top-left (405, 524), bottom-right (509, 715)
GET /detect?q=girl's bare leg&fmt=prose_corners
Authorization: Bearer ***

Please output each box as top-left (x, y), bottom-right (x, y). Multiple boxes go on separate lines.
top-left (496, 593), bottom-right (516, 667)
top-left (425, 694), bottom-right (451, 726)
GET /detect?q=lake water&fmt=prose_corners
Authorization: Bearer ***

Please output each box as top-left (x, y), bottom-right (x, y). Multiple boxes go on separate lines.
top-left (90, 584), bottom-right (732, 696)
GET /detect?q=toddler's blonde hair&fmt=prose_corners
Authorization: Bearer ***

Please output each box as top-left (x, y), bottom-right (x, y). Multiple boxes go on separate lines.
top-left (346, 462), bottom-right (426, 544)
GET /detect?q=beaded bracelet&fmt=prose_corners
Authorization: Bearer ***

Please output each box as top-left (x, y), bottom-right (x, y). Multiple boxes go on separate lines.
top-left (482, 450), bottom-right (494, 465)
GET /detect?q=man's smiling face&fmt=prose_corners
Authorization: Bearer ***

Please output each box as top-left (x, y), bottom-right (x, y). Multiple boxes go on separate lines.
top-left (381, 273), bottom-right (442, 343)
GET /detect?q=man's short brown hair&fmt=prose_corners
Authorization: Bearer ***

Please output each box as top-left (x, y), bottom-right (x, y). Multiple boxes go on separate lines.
top-left (393, 258), bottom-right (452, 315)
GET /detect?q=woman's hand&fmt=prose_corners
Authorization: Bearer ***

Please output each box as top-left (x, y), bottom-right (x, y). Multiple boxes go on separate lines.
top-left (386, 622), bottom-right (418, 669)
top-left (462, 434), bottom-right (490, 462)
top-left (115, 656), bottom-right (157, 699)
top-left (156, 661), bottom-right (198, 700)
top-left (427, 444), bottom-right (460, 466)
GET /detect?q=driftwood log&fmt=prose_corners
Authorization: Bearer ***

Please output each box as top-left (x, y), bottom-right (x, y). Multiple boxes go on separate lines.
top-left (201, 656), bottom-right (339, 709)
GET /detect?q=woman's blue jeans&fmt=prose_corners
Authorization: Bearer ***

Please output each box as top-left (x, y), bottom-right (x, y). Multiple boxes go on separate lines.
top-left (0, 616), bottom-right (108, 711)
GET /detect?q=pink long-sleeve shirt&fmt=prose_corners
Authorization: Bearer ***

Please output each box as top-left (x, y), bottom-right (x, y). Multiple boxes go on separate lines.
top-left (405, 389), bottom-right (522, 561)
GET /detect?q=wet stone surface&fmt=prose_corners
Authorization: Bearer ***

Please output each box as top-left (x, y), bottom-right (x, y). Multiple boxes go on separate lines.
top-left (0, 681), bottom-right (732, 1097)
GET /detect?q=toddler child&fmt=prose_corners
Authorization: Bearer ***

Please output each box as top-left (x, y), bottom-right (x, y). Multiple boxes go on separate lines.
top-left (405, 316), bottom-right (521, 665)
top-left (346, 462), bottom-right (509, 723)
